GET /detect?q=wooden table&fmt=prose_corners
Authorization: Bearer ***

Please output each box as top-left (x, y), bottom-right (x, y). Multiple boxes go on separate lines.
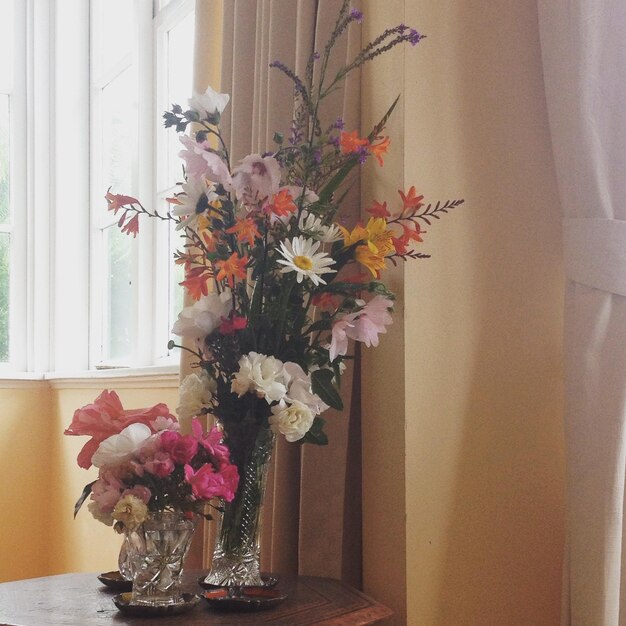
top-left (0, 571), bottom-right (392, 625)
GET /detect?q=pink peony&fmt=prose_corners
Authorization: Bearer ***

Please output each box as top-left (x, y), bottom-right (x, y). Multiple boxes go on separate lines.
top-left (64, 390), bottom-right (177, 469)
top-left (159, 430), bottom-right (198, 464)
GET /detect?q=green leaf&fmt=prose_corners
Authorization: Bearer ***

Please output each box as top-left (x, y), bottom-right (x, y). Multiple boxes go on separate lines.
top-left (302, 417), bottom-right (329, 446)
top-left (307, 318), bottom-right (332, 333)
top-left (74, 481), bottom-right (96, 519)
top-left (311, 368), bottom-right (343, 411)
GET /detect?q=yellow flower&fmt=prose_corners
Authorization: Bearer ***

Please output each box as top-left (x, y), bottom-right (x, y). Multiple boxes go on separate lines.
top-left (340, 218), bottom-right (394, 276)
top-left (112, 495), bottom-right (148, 532)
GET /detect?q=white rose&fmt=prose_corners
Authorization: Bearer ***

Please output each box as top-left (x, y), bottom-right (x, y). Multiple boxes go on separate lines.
top-left (188, 85), bottom-right (230, 119)
top-left (177, 370), bottom-right (216, 422)
top-left (172, 288), bottom-right (232, 340)
top-left (91, 423), bottom-right (153, 468)
top-left (269, 400), bottom-right (315, 442)
top-left (231, 352), bottom-right (287, 404)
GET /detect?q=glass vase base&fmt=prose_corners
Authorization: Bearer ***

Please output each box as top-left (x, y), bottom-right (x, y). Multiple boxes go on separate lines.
top-left (199, 572), bottom-right (278, 590)
top-left (203, 553), bottom-right (265, 587)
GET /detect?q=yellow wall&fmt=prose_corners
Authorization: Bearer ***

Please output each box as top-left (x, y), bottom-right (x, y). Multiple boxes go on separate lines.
top-left (362, 1), bottom-right (565, 624)
top-left (0, 385), bottom-right (53, 582)
top-left (0, 381), bottom-right (179, 582)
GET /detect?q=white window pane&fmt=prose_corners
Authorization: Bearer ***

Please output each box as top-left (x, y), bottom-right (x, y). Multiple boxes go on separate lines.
top-left (0, 95), bottom-right (9, 223)
top-left (0, 0), bottom-right (13, 91)
top-left (105, 226), bottom-right (133, 361)
top-left (101, 67), bottom-right (138, 198)
top-left (166, 10), bottom-right (195, 187)
top-left (169, 220), bottom-right (184, 347)
top-left (93, 0), bottom-right (134, 76)
top-left (0, 232), bottom-right (9, 362)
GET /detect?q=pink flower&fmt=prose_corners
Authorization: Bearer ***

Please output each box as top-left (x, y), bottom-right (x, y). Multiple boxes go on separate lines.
top-left (178, 135), bottom-right (232, 189)
top-left (64, 390), bottom-right (177, 469)
top-left (159, 430), bottom-right (198, 464)
top-left (328, 316), bottom-right (356, 362)
top-left (91, 470), bottom-right (124, 513)
top-left (347, 296), bottom-right (393, 347)
top-left (328, 296), bottom-right (394, 361)
top-left (143, 451), bottom-right (175, 478)
top-left (184, 464), bottom-right (224, 500)
top-left (191, 419), bottom-right (230, 462)
top-left (231, 154), bottom-right (281, 205)
top-left (121, 485), bottom-right (152, 505)
top-left (219, 464), bottom-right (239, 501)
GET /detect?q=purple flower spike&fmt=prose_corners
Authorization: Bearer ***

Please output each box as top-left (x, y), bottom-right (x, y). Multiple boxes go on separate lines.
top-left (350, 8), bottom-right (364, 23)
top-left (313, 52), bottom-right (320, 60)
top-left (409, 29), bottom-right (422, 45)
top-left (334, 117), bottom-right (345, 130)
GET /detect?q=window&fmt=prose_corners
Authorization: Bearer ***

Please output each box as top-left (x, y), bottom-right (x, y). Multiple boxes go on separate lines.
top-left (90, 0), bottom-right (194, 369)
top-left (0, 0), bottom-right (27, 370)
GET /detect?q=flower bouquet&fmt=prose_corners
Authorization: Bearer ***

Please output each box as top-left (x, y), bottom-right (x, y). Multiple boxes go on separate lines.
top-left (64, 390), bottom-right (239, 604)
top-left (97, 1), bottom-right (462, 588)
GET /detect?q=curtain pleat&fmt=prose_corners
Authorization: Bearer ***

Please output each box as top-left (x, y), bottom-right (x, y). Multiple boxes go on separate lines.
top-left (193, 0), bottom-right (362, 582)
top-left (538, 1), bottom-right (626, 623)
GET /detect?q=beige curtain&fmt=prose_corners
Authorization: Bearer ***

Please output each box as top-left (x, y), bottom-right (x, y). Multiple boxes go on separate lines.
top-left (191, 0), bottom-right (363, 585)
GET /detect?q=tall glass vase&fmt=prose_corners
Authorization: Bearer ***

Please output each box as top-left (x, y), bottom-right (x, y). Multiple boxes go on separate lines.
top-left (203, 424), bottom-right (275, 587)
top-left (123, 511), bottom-right (196, 606)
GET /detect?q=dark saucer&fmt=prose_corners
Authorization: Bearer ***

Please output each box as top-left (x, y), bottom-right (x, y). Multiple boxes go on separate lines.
top-left (113, 592), bottom-right (199, 617)
top-left (202, 587), bottom-right (287, 612)
top-left (97, 571), bottom-right (132, 592)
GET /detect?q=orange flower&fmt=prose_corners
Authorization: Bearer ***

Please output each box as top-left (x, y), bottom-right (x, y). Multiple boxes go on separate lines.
top-left (366, 200), bottom-right (390, 218)
top-left (215, 252), bottom-right (248, 288)
top-left (401, 222), bottom-right (425, 244)
top-left (368, 136), bottom-right (390, 166)
top-left (340, 130), bottom-right (369, 154)
top-left (120, 213), bottom-right (140, 237)
top-left (311, 292), bottom-right (340, 309)
top-left (226, 218), bottom-right (261, 246)
top-left (105, 191), bottom-right (140, 214)
top-left (398, 186), bottom-right (424, 214)
top-left (180, 266), bottom-right (212, 300)
top-left (265, 189), bottom-right (297, 217)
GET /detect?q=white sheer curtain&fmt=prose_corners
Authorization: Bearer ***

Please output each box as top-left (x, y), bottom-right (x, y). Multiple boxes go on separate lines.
top-left (538, 2), bottom-right (626, 624)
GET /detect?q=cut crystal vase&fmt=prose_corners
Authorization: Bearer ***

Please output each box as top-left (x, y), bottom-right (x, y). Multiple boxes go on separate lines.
top-left (122, 511), bottom-right (196, 606)
top-left (203, 423), bottom-right (275, 587)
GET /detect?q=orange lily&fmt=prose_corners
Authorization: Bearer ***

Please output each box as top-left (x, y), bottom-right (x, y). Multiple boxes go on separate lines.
top-left (339, 130), bottom-right (369, 154)
top-left (215, 252), bottom-right (248, 288)
top-left (368, 136), bottom-right (390, 166)
top-left (226, 218), bottom-right (261, 246)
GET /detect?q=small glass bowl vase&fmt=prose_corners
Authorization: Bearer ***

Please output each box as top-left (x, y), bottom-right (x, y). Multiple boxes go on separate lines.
top-left (121, 511), bottom-right (196, 607)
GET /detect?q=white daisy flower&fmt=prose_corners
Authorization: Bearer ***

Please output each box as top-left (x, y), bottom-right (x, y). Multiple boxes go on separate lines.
top-left (171, 176), bottom-right (218, 231)
top-left (277, 236), bottom-right (337, 286)
top-left (298, 211), bottom-right (343, 243)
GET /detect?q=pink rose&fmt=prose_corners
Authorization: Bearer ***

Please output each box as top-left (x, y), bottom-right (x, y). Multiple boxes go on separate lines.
top-left (160, 431), bottom-right (198, 464)
top-left (64, 390), bottom-right (178, 469)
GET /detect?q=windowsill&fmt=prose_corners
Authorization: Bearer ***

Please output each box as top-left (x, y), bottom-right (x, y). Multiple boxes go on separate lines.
top-left (0, 364), bottom-right (180, 389)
